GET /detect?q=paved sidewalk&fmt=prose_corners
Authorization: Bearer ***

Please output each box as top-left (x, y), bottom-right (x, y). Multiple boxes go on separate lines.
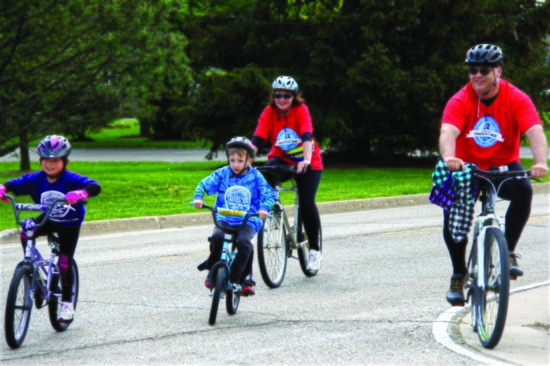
top-left (458, 284), bottom-right (549, 365)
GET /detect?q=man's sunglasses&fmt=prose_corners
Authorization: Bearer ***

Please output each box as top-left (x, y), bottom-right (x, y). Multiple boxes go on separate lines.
top-left (274, 93), bottom-right (293, 99)
top-left (468, 67), bottom-right (492, 76)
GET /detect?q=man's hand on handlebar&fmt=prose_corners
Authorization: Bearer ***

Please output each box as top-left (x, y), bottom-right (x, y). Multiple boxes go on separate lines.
top-left (193, 199), bottom-right (204, 209)
top-left (443, 157), bottom-right (465, 172)
top-left (529, 163), bottom-right (548, 179)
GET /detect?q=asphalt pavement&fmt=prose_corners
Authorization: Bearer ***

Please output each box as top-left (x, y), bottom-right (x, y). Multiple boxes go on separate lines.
top-left (1, 147), bottom-right (548, 365)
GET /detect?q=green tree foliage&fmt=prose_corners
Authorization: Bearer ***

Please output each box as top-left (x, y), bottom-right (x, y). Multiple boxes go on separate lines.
top-left (176, 0), bottom-right (550, 163)
top-left (0, 0), bottom-right (190, 169)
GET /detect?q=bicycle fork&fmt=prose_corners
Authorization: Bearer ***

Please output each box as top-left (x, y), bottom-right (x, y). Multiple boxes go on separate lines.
top-left (208, 237), bottom-right (236, 298)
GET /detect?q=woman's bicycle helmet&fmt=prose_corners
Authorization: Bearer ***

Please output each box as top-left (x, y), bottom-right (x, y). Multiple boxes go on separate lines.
top-left (226, 136), bottom-right (255, 159)
top-left (272, 76), bottom-right (299, 92)
top-left (465, 44), bottom-right (503, 66)
top-left (37, 135), bottom-right (72, 159)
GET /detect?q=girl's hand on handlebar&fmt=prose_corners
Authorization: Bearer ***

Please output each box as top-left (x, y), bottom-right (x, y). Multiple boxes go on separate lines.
top-left (193, 199), bottom-right (203, 209)
top-left (65, 190), bottom-right (88, 204)
top-left (529, 163), bottom-right (548, 179)
top-left (0, 184), bottom-right (7, 203)
top-left (259, 209), bottom-right (268, 220)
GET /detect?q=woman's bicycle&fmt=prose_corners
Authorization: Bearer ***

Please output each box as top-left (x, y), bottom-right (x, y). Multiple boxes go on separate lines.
top-left (465, 166), bottom-right (534, 349)
top-left (3, 194), bottom-right (80, 349)
top-left (255, 165), bottom-right (322, 288)
top-left (199, 204), bottom-right (258, 326)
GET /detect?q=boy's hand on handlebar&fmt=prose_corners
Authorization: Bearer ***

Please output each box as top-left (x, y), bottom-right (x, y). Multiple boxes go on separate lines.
top-left (65, 190), bottom-right (88, 204)
top-left (193, 199), bottom-right (203, 209)
top-left (259, 209), bottom-right (268, 220)
top-left (529, 163), bottom-right (548, 179)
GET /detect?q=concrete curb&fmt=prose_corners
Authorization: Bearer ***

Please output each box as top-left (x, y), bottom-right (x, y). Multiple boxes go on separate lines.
top-left (1, 183), bottom-right (548, 244)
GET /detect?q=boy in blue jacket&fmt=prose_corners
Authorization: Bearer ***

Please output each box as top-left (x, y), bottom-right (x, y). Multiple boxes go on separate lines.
top-left (0, 135), bottom-right (101, 322)
top-left (193, 137), bottom-right (277, 296)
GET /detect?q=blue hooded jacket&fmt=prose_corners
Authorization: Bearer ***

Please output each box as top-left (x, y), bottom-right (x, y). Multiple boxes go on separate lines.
top-left (193, 166), bottom-right (277, 233)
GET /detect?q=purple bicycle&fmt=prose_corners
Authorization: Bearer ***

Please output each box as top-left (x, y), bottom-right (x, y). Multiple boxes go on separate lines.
top-left (3, 194), bottom-right (80, 349)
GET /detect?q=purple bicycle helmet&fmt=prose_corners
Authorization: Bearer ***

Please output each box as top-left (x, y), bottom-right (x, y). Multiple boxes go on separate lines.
top-left (37, 135), bottom-right (72, 159)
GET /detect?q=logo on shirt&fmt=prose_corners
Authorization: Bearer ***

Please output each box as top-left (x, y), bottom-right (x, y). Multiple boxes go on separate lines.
top-left (41, 190), bottom-right (72, 219)
top-left (275, 128), bottom-right (301, 151)
top-left (224, 186), bottom-right (251, 211)
top-left (466, 116), bottom-right (504, 148)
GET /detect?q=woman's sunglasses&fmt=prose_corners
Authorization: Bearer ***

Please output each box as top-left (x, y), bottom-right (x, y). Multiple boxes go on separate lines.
top-left (273, 93), bottom-right (293, 99)
top-left (468, 67), bottom-right (492, 76)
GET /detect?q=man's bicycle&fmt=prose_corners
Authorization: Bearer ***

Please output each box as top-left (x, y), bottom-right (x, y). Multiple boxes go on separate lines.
top-left (3, 195), bottom-right (79, 349)
top-left (255, 165), bottom-right (322, 288)
top-left (465, 166), bottom-right (534, 349)
top-left (199, 204), bottom-right (258, 326)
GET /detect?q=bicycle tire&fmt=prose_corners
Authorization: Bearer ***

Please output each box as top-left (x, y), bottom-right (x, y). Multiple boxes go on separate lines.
top-left (226, 287), bottom-right (240, 315)
top-left (209, 266), bottom-right (226, 326)
top-left (477, 227), bottom-right (510, 349)
top-left (298, 215), bottom-right (323, 277)
top-left (49, 259), bottom-right (79, 331)
top-left (257, 210), bottom-right (288, 288)
top-left (467, 240), bottom-right (479, 333)
top-left (5, 264), bottom-right (34, 349)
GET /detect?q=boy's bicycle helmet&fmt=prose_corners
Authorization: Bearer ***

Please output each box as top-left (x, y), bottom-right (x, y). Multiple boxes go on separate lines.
top-left (37, 135), bottom-right (72, 159)
top-left (465, 44), bottom-right (503, 66)
top-left (272, 76), bottom-right (299, 92)
top-left (226, 136), bottom-right (255, 158)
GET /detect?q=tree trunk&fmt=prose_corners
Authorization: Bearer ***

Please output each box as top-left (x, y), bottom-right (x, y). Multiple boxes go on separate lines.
top-left (19, 130), bottom-right (31, 171)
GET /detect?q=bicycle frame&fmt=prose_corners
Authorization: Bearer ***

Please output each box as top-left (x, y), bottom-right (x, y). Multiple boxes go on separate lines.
top-left (471, 178), bottom-right (503, 292)
top-left (272, 180), bottom-right (306, 252)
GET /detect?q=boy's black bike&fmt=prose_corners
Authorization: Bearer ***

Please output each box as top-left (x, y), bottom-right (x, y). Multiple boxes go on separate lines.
top-left (199, 204), bottom-right (258, 326)
top-left (465, 166), bottom-right (535, 349)
top-left (3, 195), bottom-right (80, 349)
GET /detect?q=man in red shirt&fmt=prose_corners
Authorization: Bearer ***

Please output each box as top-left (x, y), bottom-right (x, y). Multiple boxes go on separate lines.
top-left (439, 44), bottom-right (548, 306)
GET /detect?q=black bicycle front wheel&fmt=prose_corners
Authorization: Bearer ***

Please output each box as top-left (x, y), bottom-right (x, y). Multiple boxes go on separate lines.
top-left (209, 266), bottom-right (226, 326)
top-left (49, 259), bottom-right (79, 331)
top-left (5, 264), bottom-right (34, 349)
top-left (477, 227), bottom-right (510, 349)
top-left (257, 210), bottom-right (288, 288)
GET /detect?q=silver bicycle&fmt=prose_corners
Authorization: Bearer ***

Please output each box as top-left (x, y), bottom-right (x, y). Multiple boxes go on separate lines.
top-left (256, 165), bottom-right (322, 288)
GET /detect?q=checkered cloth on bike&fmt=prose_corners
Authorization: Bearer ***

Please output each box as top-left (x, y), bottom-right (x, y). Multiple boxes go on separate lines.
top-left (429, 160), bottom-right (477, 242)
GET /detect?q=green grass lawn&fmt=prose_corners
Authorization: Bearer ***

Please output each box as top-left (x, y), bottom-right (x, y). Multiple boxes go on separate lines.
top-left (0, 158), bottom-right (546, 232)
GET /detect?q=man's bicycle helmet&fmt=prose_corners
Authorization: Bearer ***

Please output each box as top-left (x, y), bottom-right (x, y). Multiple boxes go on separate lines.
top-left (465, 44), bottom-right (503, 66)
top-left (272, 76), bottom-right (299, 92)
top-left (37, 135), bottom-right (72, 159)
top-left (226, 136), bottom-right (255, 158)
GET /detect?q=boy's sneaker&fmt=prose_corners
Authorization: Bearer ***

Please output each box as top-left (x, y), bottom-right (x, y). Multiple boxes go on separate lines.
top-left (239, 280), bottom-right (256, 297)
top-left (204, 276), bottom-right (211, 289)
top-left (509, 253), bottom-right (524, 280)
top-left (58, 302), bottom-right (74, 323)
top-left (307, 250), bottom-right (322, 271)
top-left (445, 272), bottom-right (469, 306)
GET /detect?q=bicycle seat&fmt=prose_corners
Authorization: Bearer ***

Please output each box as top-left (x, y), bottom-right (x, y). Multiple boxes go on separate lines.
top-left (257, 165), bottom-right (295, 187)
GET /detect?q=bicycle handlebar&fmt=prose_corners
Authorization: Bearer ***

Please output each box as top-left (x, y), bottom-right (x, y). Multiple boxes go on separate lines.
top-left (472, 166), bottom-right (537, 181)
top-left (3, 194), bottom-right (75, 229)
top-left (256, 165), bottom-right (297, 175)
top-left (195, 203), bottom-right (259, 232)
